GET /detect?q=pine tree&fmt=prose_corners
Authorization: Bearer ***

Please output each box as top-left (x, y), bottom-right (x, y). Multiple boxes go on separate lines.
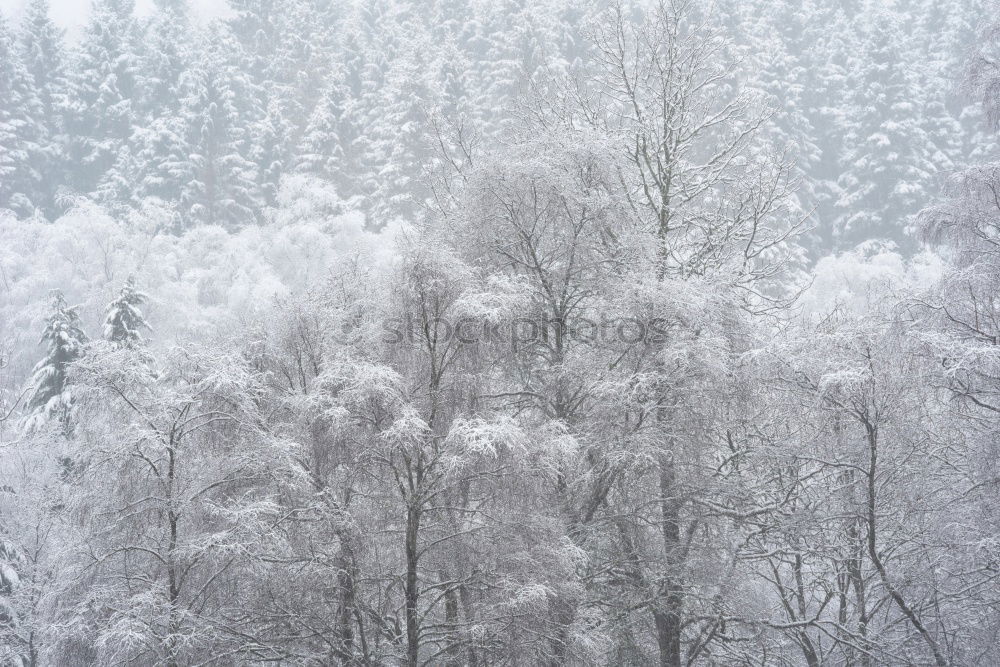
top-left (834, 8), bottom-right (936, 251)
top-left (296, 72), bottom-right (351, 184)
top-left (120, 113), bottom-right (190, 207)
top-left (430, 41), bottom-right (476, 124)
top-left (0, 11), bottom-right (43, 217)
top-left (19, 0), bottom-right (66, 125)
top-left (428, 0), bottom-right (475, 47)
top-left (64, 0), bottom-right (140, 196)
top-left (365, 43), bottom-right (436, 223)
top-left (106, 24), bottom-right (265, 229)
top-left (225, 0), bottom-right (340, 149)
top-left (95, 1), bottom-right (193, 213)
top-left (260, 0), bottom-right (342, 141)
top-left (319, 1), bottom-right (397, 208)
top-left (295, 30), bottom-right (377, 206)
top-left (250, 97), bottom-right (290, 210)
top-left (23, 291), bottom-right (88, 433)
top-left (177, 29), bottom-right (261, 230)
top-left (104, 277), bottom-right (150, 349)
top-left (920, 0), bottom-right (992, 165)
top-left (18, 0), bottom-right (68, 217)
top-left (226, 0), bottom-right (279, 85)
top-left (908, 0), bottom-right (969, 178)
top-left (743, 0), bottom-right (824, 248)
top-left (799, 8), bottom-right (859, 251)
top-left (135, 0), bottom-right (192, 120)
top-left (475, 0), bottom-right (566, 137)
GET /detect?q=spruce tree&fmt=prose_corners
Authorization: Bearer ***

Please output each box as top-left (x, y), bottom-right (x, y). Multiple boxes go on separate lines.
top-left (743, 0), bottom-right (824, 247)
top-left (96, 0), bottom-right (192, 212)
top-left (117, 114), bottom-right (190, 207)
top-left (251, 97), bottom-right (290, 210)
top-left (296, 41), bottom-right (374, 205)
top-left (910, 0), bottom-right (968, 176)
top-left (254, 0), bottom-right (341, 141)
top-left (476, 0), bottom-right (564, 136)
top-left (64, 0), bottom-right (140, 196)
top-left (19, 0), bottom-right (66, 125)
top-left (23, 291), bottom-right (88, 433)
top-left (0, 12), bottom-right (43, 217)
top-left (104, 277), bottom-right (150, 349)
top-left (177, 30), bottom-right (261, 230)
top-left (18, 0), bottom-right (68, 217)
top-left (136, 0), bottom-right (192, 120)
top-left (834, 8), bottom-right (936, 251)
top-left (296, 73), bottom-right (351, 184)
top-left (367, 45), bottom-right (435, 223)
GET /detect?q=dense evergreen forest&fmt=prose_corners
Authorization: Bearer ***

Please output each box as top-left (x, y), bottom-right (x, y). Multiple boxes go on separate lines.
top-left (2, 0), bottom-right (1000, 664)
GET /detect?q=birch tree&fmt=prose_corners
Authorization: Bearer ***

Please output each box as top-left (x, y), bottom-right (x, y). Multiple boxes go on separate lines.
top-left (57, 345), bottom-right (304, 665)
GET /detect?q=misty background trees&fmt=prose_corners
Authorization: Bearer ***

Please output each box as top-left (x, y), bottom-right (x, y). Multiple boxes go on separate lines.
top-left (1, 0), bottom-right (1000, 664)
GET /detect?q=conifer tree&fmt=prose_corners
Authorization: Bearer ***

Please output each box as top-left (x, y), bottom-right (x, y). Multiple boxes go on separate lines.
top-left (95, 1), bottom-right (192, 212)
top-left (177, 29), bottom-right (261, 230)
top-left (260, 0), bottom-right (342, 141)
top-left (296, 74), bottom-right (350, 184)
top-left (835, 9), bottom-right (936, 251)
top-left (136, 0), bottom-right (192, 120)
top-left (64, 0), bottom-right (140, 195)
top-left (296, 50), bottom-right (372, 205)
top-left (18, 0), bottom-right (68, 217)
top-left (23, 291), bottom-right (88, 433)
top-left (126, 114), bottom-right (191, 206)
top-left (743, 0), bottom-right (824, 248)
top-left (251, 97), bottom-right (290, 210)
top-left (0, 12), bottom-right (43, 217)
top-left (803, 8), bottom-right (859, 250)
top-left (19, 0), bottom-right (66, 126)
top-left (103, 277), bottom-right (150, 349)
top-left (909, 0), bottom-right (968, 176)
top-left (366, 45), bottom-right (435, 222)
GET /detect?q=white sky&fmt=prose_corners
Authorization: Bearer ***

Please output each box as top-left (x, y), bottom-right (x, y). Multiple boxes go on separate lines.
top-left (0, 0), bottom-right (230, 38)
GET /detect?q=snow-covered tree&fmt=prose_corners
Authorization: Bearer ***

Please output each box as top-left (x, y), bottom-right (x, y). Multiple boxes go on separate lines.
top-left (23, 291), bottom-right (88, 434)
top-left (0, 532), bottom-right (27, 667)
top-left (250, 97), bottom-right (290, 209)
top-left (0, 12), bottom-right (43, 218)
top-left (135, 0), bottom-right (192, 119)
top-left (63, 0), bottom-right (140, 196)
top-left (176, 30), bottom-right (260, 230)
top-left (17, 0), bottom-right (68, 217)
top-left (59, 345), bottom-right (305, 664)
top-left (18, 0), bottom-right (66, 127)
top-left (103, 276), bottom-right (150, 348)
top-left (364, 44), bottom-right (436, 223)
top-left (295, 72), bottom-right (351, 184)
top-left (834, 9), bottom-right (937, 251)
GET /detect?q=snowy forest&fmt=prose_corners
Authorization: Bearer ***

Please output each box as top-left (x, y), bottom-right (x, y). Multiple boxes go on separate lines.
top-left (1, 0), bottom-right (1000, 664)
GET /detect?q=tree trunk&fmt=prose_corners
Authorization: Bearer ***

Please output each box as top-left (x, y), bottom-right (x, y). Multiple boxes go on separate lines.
top-left (654, 455), bottom-right (682, 667)
top-left (336, 549), bottom-right (357, 660)
top-left (863, 424), bottom-right (948, 667)
top-left (405, 502), bottom-right (421, 667)
top-left (443, 576), bottom-right (460, 665)
top-left (459, 583), bottom-right (479, 667)
top-left (166, 438), bottom-right (181, 667)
